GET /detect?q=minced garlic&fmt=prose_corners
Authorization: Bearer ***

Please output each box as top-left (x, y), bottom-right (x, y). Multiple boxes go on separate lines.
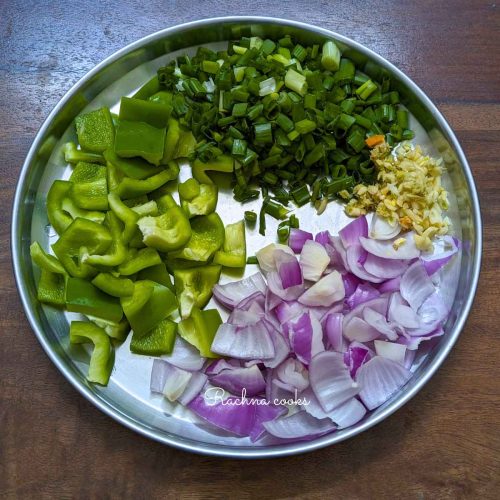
top-left (345, 142), bottom-right (451, 251)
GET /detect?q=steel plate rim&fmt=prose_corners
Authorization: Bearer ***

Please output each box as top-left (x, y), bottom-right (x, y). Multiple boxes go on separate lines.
top-left (11, 15), bottom-right (482, 458)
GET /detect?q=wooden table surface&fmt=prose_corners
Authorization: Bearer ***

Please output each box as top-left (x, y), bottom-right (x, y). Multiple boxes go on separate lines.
top-left (1, 1), bottom-right (499, 498)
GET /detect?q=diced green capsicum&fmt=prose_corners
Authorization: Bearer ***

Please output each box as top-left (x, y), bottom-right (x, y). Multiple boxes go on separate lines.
top-left (174, 264), bottom-right (221, 319)
top-left (121, 280), bottom-right (177, 336)
top-left (118, 97), bottom-right (172, 128)
top-left (81, 212), bottom-right (127, 267)
top-left (137, 197), bottom-right (191, 252)
top-left (130, 318), bottom-right (177, 356)
top-left (192, 154), bottom-right (234, 184)
top-left (52, 218), bottom-right (112, 278)
top-left (112, 161), bottom-right (179, 199)
top-left (131, 200), bottom-right (158, 217)
top-left (108, 192), bottom-right (140, 244)
top-left (63, 142), bottom-right (105, 165)
top-left (170, 213), bottom-right (225, 262)
top-left (118, 247), bottom-right (162, 275)
top-left (148, 91), bottom-right (173, 106)
top-left (213, 220), bottom-right (246, 268)
top-left (30, 241), bottom-right (67, 275)
top-left (137, 262), bottom-right (174, 291)
top-left (162, 117), bottom-right (181, 163)
top-left (60, 197), bottom-right (105, 225)
top-left (178, 177), bottom-right (218, 218)
top-left (132, 76), bottom-right (161, 100)
top-left (75, 107), bottom-right (115, 153)
top-left (69, 162), bottom-right (108, 211)
top-left (114, 120), bottom-right (165, 166)
top-left (37, 270), bottom-right (66, 306)
top-left (66, 277), bottom-right (123, 322)
top-left (178, 307), bottom-right (222, 358)
top-left (91, 273), bottom-right (134, 297)
top-left (88, 316), bottom-right (130, 342)
top-left (70, 321), bottom-right (113, 385)
top-left (104, 149), bottom-right (163, 179)
top-left (47, 180), bottom-right (74, 234)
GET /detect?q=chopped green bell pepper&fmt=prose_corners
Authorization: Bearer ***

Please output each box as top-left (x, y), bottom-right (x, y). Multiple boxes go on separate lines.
top-left (174, 264), bottom-right (221, 319)
top-left (52, 218), bottom-right (112, 278)
top-left (118, 247), bottom-right (162, 276)
top-left (170, 213), bottom-right (225, 262)
top-left (112, 161), bottom-right (179, 199)
top-left (137, 262), bottom-right (174, 291)
top-left (175, 129), bottom-right (197, 158)
top-left (137, 200), bottom-right (191, 253)
top-left (131, 200), bottom-right (158, 217)
top-left (148, 90), bottom-right (173, 106)
top-left (69, 161), bottom-right (108, 211)
top-left (104, 149), bottom-right (163, 179)
top-left (123, 195), bottom-right (149, 207)
top-left (213, 219), bottom-right (246, 268)
top-left (107, 161), bottom-right (124, 192)
top-left (162, 117), bottom-right (181, 163)
top-left (47, 180), bottom-right (74, 234)
top-left (66, 277), bottom-right (123, 322)
top-left (37, 269), bottom-right (66, 306)
top-left (121, 280), bottom-right (177, 336)
top-left (88, 316), bottom-right (130, 341)
top-left (81, 212), bottom-right (127, 267)
top-left (130, 318), bottom-right (177, 356)
top-left (63, 142), bottom-right (105, 165)
top-left (119, 97), bottom-right (172, 128)
top-left (91, 273), bottom-right (134, 297)
top-left (70, 321), bottom-right (113, 385)
top-left (178, 178), bottom-right (218, 218)
top-left (178, 307), bottom-right (222, 358)
top-left (61, 198), bottom-right (105, 225)
top-left (133, 76), bottom-right (161, 100)
top-left (192, 154), bottom-right (234, 184)
top-left (75, 107), bottom-right (115, 153)
top-left (114, 120), bottom-right (165, 166)
top-left (108, 192), bottom-right (140, 243)
top-left (30, 241), bottom-right (66, 274)
top-left (164, 257), bottom-right (206, 273)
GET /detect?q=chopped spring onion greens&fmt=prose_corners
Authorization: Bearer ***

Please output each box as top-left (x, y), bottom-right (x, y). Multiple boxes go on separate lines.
top-left (157, 35), bottom-right (414, 235)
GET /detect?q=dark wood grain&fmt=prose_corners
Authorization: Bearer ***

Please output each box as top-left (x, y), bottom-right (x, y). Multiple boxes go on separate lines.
top-left (1, 1), bottom-right (499, 498)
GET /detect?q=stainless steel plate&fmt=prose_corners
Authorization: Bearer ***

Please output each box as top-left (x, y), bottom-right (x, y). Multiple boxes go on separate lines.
top-left (11, 17), bottom-right (482, 458)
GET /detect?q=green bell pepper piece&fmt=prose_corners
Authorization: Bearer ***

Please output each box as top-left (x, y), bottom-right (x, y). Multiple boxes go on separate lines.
top-left (137, 262), bottom-right (174, 291)
top-left (69, 161), bottom-right (108, 211)
top-left (148, 91), bottom-right (173, 106)
top-left (52, 218), bottom-right (112, 278)
top-left (112, 161), bottom-right (179, 199)
top-left (107, 161), bottom-right (124, 192)
top-left (132, 76), bottom-right (161, 100)
top-left (130, 318), bottom-right (177, 356)
top-left (131, 200), bottom-right (158, 217)
top-left (213, 220), bottom-right (247, 268)
top-left (170, 213), bottom-right (225, 262)
top-left (115, 120), bottom-right (165, 166)
top-left (75, 107), bottom-right (115, 153)
top-left (162, 117), bottom-right (180, 163)
top-left (81, 212), bottom-right (127, 267)
top-left (88, 316), bottom-right (130, 341)
top-left (118, 247), bottom-right (162, 275)
top-left (108, 192), bottom-right (140, 243)
top-left (66, 277), bottom-right (123, 322)
top-left (121, 280), bottom-right (177, 336)
top-left (119, 97), bottom-right (172, 128)
top-left (61, 197), bottom-right (105, 225)
top-left (91, 273), bottom-right (134, 297)
top-left (63, 142), bottom-right (105, 164)
top-left (192, 154), bottom-right (234, 184)
top-left (104, 149), bottom-right (163, 180)
top-left (123, 195), bottom-right (149, 207)
top-left (37, 269), bottom-right (66, 306)
top-left (178, 178), bottom-right (218, 218)
top-left (70, 321), bottom-right (113, 385)
top-left (164, 257), bottom-right (206, 273)
top-left (174, 264), bottom-right (221, 319)
top-left (137, 202), bottom-right (191, 253)
top-left (30, 241), bottom-right (66, 274)
top-left (178, 307), bottom-right (222, 358)
top-left (47, 180), bottom-right (74, 234)
top-left (175, 129), bottom-right (197, 158)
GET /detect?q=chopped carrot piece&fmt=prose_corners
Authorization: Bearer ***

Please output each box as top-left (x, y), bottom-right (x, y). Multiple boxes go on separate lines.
top-left (365, 135), bottom-right (385, 148)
